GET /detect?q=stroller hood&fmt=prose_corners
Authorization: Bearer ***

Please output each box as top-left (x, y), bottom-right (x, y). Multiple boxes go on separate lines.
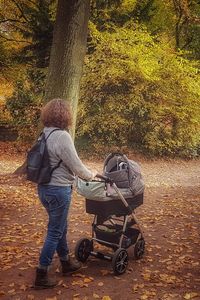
top-left (103, 153), bottom-right (145, 195)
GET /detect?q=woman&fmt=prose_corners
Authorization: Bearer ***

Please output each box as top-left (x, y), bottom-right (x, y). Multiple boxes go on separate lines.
top-left (34, 99), bottom-right (97, 289)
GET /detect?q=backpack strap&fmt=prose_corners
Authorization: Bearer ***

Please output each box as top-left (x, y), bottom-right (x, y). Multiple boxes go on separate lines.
top-left (50, 159), bottom-right (62, 174)
top-left (45, 128), bottom-right (61, 140)
top-left (44, 128), bottom-right (63, 172)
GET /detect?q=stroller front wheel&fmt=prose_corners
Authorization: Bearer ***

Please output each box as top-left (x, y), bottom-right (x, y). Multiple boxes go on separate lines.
top-left (112, 248), bottom-right (129, 275)
top-left (75, 238), bottom-right (93, 262)
top-left (134, 238), bottom-right (145, 260)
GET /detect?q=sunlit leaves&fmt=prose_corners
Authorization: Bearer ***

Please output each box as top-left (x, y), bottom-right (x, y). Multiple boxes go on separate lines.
top-left (78, 22), bottom-right (200, 157)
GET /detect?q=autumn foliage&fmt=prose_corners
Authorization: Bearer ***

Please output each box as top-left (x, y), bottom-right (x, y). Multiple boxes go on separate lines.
top-left (0, 0), bottom-right (200, 157)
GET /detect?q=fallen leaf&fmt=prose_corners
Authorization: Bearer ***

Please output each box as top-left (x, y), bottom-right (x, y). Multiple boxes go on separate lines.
top-left (98, 282), bottom-right (104, 287)
top-left (9, 283), bottom-right (15, 287)
top-left (8, 289), bottom-right (15, 294)
top-left (84, 277), bottom-right (93, 283)
top-left (20, 284), bottom-right (27, 291)
top-left (100, 269), bottom-right (110, 276)
top-left (184, 293), bottom-right (198, 299)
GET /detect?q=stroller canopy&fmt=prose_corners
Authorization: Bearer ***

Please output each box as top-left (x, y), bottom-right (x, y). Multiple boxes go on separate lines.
top-left (103, 153), bottom-right (144, 195)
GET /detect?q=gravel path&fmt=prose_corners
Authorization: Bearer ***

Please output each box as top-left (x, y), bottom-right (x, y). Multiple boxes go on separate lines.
top-left (1, 157), bottom-right (200, 188)
top-left (0, 150), bottom-right (200, 300)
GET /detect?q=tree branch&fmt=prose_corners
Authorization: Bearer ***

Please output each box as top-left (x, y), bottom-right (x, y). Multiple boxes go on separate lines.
top-left (0, 18), bottom-right (26, 24)
top-left (25, 0), bottom-right (37, 7)
top-left (0, 33), bottom-right (32, 44)
top-left (10, 0), bottom-right (30, 22)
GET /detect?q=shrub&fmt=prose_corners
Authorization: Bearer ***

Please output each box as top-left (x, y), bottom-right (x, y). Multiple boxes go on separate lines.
top-left (77, 23), bottom-right (200, 157)
top-left (6, 69), bottom-right (45, 141)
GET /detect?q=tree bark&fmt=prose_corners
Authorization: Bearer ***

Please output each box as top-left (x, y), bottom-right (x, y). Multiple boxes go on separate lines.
top-left (14, 0), bottom-right (90, 175)
top-left (173, 0), bottom-right (183, 49)
top-left (44, 0), bottom-right (90, 139)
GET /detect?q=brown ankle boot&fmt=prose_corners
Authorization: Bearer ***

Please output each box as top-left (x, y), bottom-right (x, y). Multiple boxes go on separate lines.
top-left (60, 257), bottom-right (81, 275)
top-left (34, 268), bottom-right (57, 289)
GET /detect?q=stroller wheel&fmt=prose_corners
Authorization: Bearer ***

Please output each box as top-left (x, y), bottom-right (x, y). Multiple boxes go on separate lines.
top-left (75, 238), bottom-right (93, 262)
top-left (112, 248), bottom-right (128, 275)
top-left (134, 238), bottom-right (145, 259)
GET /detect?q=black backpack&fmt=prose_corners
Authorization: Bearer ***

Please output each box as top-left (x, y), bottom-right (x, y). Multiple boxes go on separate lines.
top-left (26, 129), bottom-right (62, 184)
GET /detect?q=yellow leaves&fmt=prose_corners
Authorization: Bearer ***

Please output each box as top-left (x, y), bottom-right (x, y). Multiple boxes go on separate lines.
top-left (0, 154), bottom-right (200, 300)
top-left (57, 290), bottom-right (62, 295)
top-left (183, 293), bottom-right (199, 299)
top-left (84, 277), bottom-right (93, 283)
top-left (142, 271), bottom-right (151, 281)
top-left (93, 293), bottom-right (100, 299)
top-left (27, 295), bottom-right (35, 300)
top-left (8, 289), bottom-right (16, 295)
top-left (72, 279), bottom-right (88, 288)
top-left (132, 283), bottom-right (144, 293)
top-left (9, 282), bottom-right (15, 287)
top-left (71, 275), bottom-right (94, 288)
top-left (18, 267), bottom-right (28, 270)
top-left (142, 270), bottom-right (178, 285)
top-left (72, 273), bottom-right (85, 278)
top-left (62, 283), bottom-right (69, 289)
top-left (19, 284), bottom-right (27, 291)
top-left (100, 269), bottom-right (110, 276)
top-left (159, 273), bottom-right (177, 284)
top-left (140, 290), bottom-right (156, 299)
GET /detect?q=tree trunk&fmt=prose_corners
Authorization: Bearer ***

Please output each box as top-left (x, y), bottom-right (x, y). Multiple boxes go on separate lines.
top-left (44, 0), bottom-right (90, 139)
top-left (173, 0), bottom-right (183, 49)
top-left (14, 0), bottom-right (90, 175)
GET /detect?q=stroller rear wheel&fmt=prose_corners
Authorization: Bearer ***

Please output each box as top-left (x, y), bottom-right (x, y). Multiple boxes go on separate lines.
top-left (75, 238), bottom-right (93, 262)
top-left (112, 248), bottom-right (128, 275)
top-left (134, 238), bottom-right (145, 259)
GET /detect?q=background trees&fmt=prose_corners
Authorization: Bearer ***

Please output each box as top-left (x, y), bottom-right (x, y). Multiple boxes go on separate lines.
top-left (0, 0), bottom-right (200, 157)
top-left (78, 23), bottom-right (200, 156)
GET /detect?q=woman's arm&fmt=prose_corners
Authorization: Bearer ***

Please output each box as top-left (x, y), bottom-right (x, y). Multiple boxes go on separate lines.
top-left (56, 131), bottom-right (94, 180)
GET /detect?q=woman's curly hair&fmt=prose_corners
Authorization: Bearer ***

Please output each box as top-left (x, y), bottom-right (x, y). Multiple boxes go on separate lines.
top-left (40, 99), bottom-right (72, 130)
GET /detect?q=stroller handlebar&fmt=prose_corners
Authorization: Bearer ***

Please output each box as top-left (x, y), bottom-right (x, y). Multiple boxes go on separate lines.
top-left (95, 173), bottom-right (113, 183)
top-left (95, 174), bottom-right (133, 214)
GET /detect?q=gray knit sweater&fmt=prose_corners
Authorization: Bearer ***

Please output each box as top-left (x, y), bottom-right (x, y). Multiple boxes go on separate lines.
top-left (43, 127), bottom-right (93, 186)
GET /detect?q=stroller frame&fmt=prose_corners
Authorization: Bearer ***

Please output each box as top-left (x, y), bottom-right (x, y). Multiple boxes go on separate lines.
top-left (75, 177), bottom-right (145, 275)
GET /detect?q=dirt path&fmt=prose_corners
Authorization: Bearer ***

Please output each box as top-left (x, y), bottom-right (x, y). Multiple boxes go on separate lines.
top-left (0, 146), bottom-right (200, 300)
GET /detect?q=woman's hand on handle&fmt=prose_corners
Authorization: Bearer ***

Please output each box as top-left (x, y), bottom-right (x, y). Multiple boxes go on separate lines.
top-left (91, 170), bottom-right (98, 179)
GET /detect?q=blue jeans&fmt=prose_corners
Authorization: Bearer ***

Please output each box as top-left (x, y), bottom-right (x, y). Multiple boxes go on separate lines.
top-left (37, 185), bottom-right (72, 267)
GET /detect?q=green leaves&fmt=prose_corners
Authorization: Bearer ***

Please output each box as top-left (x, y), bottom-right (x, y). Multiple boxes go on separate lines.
top-left (78, 23), bottom-right (200, 157)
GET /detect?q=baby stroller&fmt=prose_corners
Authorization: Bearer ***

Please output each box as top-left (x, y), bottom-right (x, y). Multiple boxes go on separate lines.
top-left (75, 153), bottom-right (145, 275)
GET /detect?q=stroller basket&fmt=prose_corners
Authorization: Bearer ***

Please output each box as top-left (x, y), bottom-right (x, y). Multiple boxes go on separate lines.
top-left (94, 224), bottom-right (140, 248)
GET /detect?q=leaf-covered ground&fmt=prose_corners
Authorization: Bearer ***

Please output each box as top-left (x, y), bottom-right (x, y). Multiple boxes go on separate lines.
top-left (0, 142), bottom-right (200, 300)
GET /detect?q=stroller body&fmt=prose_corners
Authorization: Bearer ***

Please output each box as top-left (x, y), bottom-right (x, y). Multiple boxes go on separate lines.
top-left (75, 153), bottom-right (145, 275)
